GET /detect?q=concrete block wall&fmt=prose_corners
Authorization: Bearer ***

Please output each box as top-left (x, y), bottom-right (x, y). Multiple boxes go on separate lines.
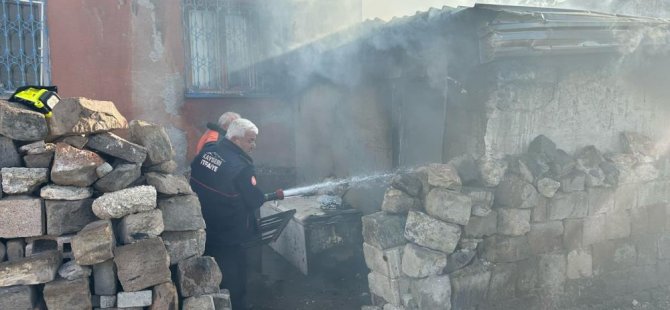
top-left (362, 132), bottom-right (670, 309)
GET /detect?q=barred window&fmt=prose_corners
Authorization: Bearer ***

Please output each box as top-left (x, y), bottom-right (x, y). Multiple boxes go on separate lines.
top-left (182, 0), bottom-right (266, 97)
top-left (0, 0), bottom-right (50, 96)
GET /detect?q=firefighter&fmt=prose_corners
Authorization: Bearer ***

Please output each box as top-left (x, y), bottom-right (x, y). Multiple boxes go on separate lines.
top-left (194, 111), bottom-right (240, 154)
top-left (189, 118), bottom-right (265, 310)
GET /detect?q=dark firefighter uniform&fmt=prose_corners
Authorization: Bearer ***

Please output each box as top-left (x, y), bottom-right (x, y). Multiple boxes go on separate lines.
top-left (190, 138), bottom-right (265, 310)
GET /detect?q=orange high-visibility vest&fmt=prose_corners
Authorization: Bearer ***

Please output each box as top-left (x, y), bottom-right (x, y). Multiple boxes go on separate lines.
top-left (195, 130), bottom-right (219, 154)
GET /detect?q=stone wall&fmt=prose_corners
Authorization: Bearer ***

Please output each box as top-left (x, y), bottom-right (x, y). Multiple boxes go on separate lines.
top-left (0, 98), bottom-right (229, 309)
top-left (362, 132), bottom-right (670, 309)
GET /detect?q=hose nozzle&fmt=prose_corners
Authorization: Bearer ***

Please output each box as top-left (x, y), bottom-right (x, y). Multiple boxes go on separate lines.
top-left (264, 189), bottom-right (284, 201)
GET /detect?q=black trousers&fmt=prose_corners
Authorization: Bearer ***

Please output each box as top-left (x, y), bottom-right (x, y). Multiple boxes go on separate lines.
top-left (206, 243), bottom-right (247, 310)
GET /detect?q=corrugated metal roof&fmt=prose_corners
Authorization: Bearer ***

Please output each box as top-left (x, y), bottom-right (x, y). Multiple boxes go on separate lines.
top-left (474, 3), bottom-right (670, 62)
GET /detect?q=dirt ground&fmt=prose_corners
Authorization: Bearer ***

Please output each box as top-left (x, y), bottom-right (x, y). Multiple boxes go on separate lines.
top-left (247, 246), bottom-right (371, 310)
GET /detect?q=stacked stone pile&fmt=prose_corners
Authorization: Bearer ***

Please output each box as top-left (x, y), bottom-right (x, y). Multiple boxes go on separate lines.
top-left (0, 98), bottom-right (230, 310)
top-left (362, 132), bottom-right (670, 310)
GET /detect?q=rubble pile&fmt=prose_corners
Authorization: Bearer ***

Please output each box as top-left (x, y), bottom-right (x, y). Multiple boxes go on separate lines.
top-left (0, 98), bottom-right (230, 310)
top-left (362, 133), bottom-right (670, 310)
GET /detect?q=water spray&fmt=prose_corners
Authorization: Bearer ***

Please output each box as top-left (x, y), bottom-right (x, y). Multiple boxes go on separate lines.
top-left (281, 172), bottom-right (396, 198)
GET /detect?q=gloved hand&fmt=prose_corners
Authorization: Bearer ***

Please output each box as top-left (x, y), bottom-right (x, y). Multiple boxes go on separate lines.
top-left (264, 189), bottom-right (284, 201)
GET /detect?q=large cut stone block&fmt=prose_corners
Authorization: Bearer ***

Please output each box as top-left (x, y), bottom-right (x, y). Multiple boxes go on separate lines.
top-left (158, 195), bottom-right (206, 231)
top-left (363, 242), bottom-right (403, 279)
top-left (114, 238), bottom-right (171, 291)
top-left (51, 143), bottom-right (105, 186)
top-left (129, 120), bottom-right (174, 165)
top-left (450, 263), bottom-right (490, 310)
top-left (118, 209), bottom-right (164, 244)
top-left (177, 256), bottom-right (222, 297)
top-left (92, 185), bottom-right (157, 219)
top-left (420, 163), bottom-right (462, 191)
top-left (87, 132), bottom-right (147, 163)
top-left (425, 188), bottom-right (472, 225)
top-left (183, 295), bottom-right (216, 310)
top-left (486, 263), bottom-right (516, 301)
top-left (0, 250), bottom-right (61, 286)
top-left (362, 212), bottom-right (407, 250)
top-left (381, 188), bottom-right (418, 214)
top-left (548, 191), bottom-right (588, 220)
top-left (149, 282), bottom-right (179, 310)
top-left (48, 97), bottom-right (127, 136)
top-left (537, 254), bottom-right (566, 288)
top-left (0, 197), bottom-right (44, 238)
top-left (46, 199), bottom-right (96, 236)
top-left (528, 221), bottom-right (564, 254)
top-left (117, 290), bottom-right (152, 308)
top-left (145, 172), bottom-right (193, 196)
top-left (464, 210), bottom-right (497, 238)
top-left (94, 163), bottom-right (142, 192)
top-left (401, 243), bottom-right (447, 278)
top-left (0, 285), bottom-right (36, 309)
top-left (97, 295), bottom-right (117, 308)
top-left (40, 184), bottom-right (93, 200)
top-left (71, 220), bottom-right (115, 265)
top-left (464, 188), bottom-right (494, 210)
top-left (162, 230), bottom-right (206, 265)
top-left (1, 168), bottom-right (48, 194)
top-left (480, 235), bottom-right (531, 263)
top-left (0, 135), bottom-right (21, 169)
top-left (43, 274), bottom-right (91, 310)
top-left (0, 99), bottom-right (48, 141)
top-left (93, 259), bottom-right (117, 295)
top-left (494, 174), bottom-right (539, 209)
top-left (586, 187), bottom-right (615, 215)
top-left (410, 274), bottom-right (451, 310)
top-left (368, 272), bottom-right (410, 306)
top-left (404, 211), bottom-right (460, 254)
top-left (497, 208), bottom-right (531, 236)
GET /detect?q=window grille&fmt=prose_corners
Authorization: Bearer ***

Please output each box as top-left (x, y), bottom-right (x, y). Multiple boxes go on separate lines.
top-left (182, 0), bottom-right (266, 97)
top-left (0, 0), bottom-right (50, 96)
